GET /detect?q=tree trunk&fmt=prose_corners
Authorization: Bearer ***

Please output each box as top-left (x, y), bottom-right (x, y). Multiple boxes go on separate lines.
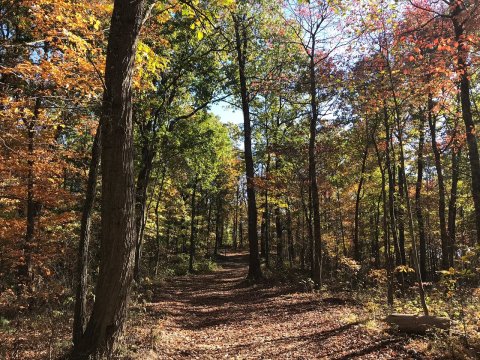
top-left (264, 190), bottom-right (270, 267)
top-left (153, 166), bottom-right (167, 274)
top-left (233, 14), bottom-right (261, 280)
top-left (233, 185), bottom-right (239, 250)
top-left (239, 219), bottom-right (244, 249)
top-left (214, 196), bottom-right (221, 256)
top-left (133, 139), bottom-right (155, 281)
top-left (206, 198), bottom-right (213, 255)
top-left (308, 186), bottom-right (315, 278)
top-left (353, 143), bottom-right (368, 261)
top-left (287, 206), bottom-right (294, 267)
top-left (397, 166), bottom-right (406, 265)
top-left (154, 195), bottom-right (162, 276)
top-left (189, 178), bottom-right (197, 273)
top-left (73, 124), bottom-right (101, 346)
top-left (383, 107), bottom-right (400, 269)
top-left (415, 115), bottom-right (427, 281)
top-left (452, 13), bottom-right (480, 246)
top-left (275, 206), bottom-right (283, 268)
top-left (370, 201), bottom-right (380, 268)
top-left (390, 84), bottom-right (429, 315)
top-left (308, 44), bottom-right (322, 287)
top-left (19, 97), bottom-right (41, 288)
top-left (335, 188), bottom-right (347, 257)
top-left (260, 202), bottom-right (266, 257)
top-left (373, 133), bottom-right (394, 306)
top-left (448, 147), bottom-right (460, 267)
top-left (71, 0), bottom-right (145, 357)
top-left (427, 95), bottom-right (449, 269)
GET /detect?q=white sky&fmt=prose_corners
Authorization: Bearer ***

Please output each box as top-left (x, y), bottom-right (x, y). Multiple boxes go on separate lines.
top-left (210, 101), bottom-right (243, 125)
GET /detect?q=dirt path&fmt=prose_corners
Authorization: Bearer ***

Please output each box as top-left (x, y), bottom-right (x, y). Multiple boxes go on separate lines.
top-left (127, 253), bottom-right (419, 359)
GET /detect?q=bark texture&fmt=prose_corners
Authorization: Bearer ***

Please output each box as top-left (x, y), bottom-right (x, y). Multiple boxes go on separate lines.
top-left (71, 0), bottom-right (146, 357)
top-left (73, 125), bottom-right (101, 346)
top-left (233, 13), bottom-right (262, 280)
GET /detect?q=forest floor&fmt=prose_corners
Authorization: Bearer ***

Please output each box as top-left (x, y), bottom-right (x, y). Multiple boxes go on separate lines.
top-left (122, 252), bottom-right (427, 359)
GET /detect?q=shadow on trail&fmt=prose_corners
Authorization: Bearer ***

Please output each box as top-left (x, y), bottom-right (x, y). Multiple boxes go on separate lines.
top-left (144, 252), bottom-right (412, 359)
top-left (150, 252), bottom-right (308, 329)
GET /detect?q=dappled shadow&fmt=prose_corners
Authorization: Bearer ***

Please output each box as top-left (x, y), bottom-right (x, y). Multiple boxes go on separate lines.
top-left (137, 252), bottom-right (413, 359)
top-left (333, 338), bottom-right (404, 360)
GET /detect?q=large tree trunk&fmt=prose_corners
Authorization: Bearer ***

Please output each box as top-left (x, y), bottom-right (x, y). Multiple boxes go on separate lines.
top-left (233, 14), bottom-right (261, 280)
top-left (415, 115), bottom-right (427, 281)
top-left (71, 0), bottom-right (145, 357)
top-left (452, 12), bottom-right (480, 246)
top-left (427, 95), bottom-right (449, 270)
top-left (73, 125), bottom-right (101, 346)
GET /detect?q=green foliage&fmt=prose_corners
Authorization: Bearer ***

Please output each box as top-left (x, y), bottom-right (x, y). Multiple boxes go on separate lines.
top-left (194, 258), bottom-right (219, 273)
top-left (169, 253), bottom-right (191, 276)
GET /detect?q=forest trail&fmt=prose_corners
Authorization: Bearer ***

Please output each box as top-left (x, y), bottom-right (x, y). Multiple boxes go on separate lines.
top-left (127, 253), bottom-right (418, 360)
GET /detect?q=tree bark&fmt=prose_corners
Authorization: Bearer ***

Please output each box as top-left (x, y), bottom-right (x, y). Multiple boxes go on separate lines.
top-left (153, 166), bottom-right (167, 274)
top-left (353, 142), bottom-right (368, 261)
top-left (275, 206), bottom-right (283, 268)
top-left (414, 114), bottom-right (427, 281)
top-left (71, 0), bottom-right (146, 357)
top-left (233, 185), bottom-right (239, 250)
top-left (452, 12), bottom-right (480, 246)
top-left (373, 131), bottom-right (393, 306)
top-left (214, 196), bottom-right (222, 256)
top-left (397, 166), bottom-right (406, 265)
top-left (448, 147), bottom-right (460, 267)
top-left (389, 81), bottom-right (429, 315)
top-left (427, 95), bottom-right (449, 269)
top-left (287, 205), bottom-right (294, 267)
top-left (73, 124), bottom-right (101, 346)
top-left (189, 178), bottom-right (197, 273)
top-left (383, 107), bottom-right (400, 269)
top-left (19, 97), bottom-right (41, 288)
top-left (133, 138), bottom-right (155, 281)
top-left (233, 14), bottom-right (262, 280)
top-left (206, 197), bottom-right (213, 255)
top-left (264, 190), bottom-right (270, 267)
top-left (308, 42), bottom-right (322, 287)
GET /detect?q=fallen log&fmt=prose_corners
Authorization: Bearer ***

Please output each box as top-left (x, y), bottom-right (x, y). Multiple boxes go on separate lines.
top-left (385, 313), bottom-right (451, 334)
